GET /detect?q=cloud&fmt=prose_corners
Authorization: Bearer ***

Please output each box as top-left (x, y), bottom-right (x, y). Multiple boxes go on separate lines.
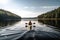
top-left (40, 6), bottom-right (59, 8)
top-left (0, 0), bottom-right (59, 17)
top-left (0, 0), bottom-right (10, 5)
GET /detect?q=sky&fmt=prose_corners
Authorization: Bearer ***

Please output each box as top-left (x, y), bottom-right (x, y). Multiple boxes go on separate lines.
top-left (0, 0), bottom-right (60, 17)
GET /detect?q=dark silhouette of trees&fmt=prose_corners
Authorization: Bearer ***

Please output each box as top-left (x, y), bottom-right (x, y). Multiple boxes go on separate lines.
top-left (38, 7), bottom-right (60, 27)
top-left (0, 9), bottom-right (21, 21)
top-left (0, 9), bottom-right (21, 27)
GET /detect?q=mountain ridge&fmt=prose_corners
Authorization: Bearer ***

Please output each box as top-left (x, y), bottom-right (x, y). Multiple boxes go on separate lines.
top-left (0, 9), bottom-right (21, 21)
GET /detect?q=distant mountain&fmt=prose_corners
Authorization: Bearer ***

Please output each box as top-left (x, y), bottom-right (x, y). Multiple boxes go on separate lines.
top-left (38, 7), bottom-right (60, 27)
top-left (0, 9), bottom-right (21, 21)
top-left (22, 17), bottom-right (37, 19)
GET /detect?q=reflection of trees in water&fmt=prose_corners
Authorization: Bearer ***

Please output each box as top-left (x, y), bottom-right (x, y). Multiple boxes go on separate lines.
top-left (0, 20), bottom-right (20, 27)
top-left (38, 20), bottom-right (60, 27)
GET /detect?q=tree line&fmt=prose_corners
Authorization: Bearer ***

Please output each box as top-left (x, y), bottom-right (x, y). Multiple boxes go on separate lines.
top-left (38, 7), bottom-right (60, 27)
top-left (0, 9), bottom-right (21, 27)
top-left (0, 9), bottom-right (21, 21)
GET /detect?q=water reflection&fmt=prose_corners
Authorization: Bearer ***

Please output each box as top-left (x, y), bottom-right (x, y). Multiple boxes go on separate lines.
top-left (38, 20), bottom-right (60, 30)
top-left (38, 20), bottom-right (60, 28)
top-left (0, 20), bottom-right (20, 27)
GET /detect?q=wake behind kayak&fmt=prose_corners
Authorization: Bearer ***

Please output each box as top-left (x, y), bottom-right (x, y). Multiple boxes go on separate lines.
top-left (17, 30), bottom-right (60, 40)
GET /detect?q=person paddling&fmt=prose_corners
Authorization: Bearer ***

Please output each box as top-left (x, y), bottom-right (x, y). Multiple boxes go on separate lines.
top-left (25, 21), bottom-right (36, 30)
top-left (29, 21), bottom-right (32, 25)
top-left (28, 21), bottom-right (32, 30)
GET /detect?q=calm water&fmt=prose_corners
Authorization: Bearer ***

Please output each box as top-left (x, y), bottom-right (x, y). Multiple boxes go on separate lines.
top-left (0, 19), bottom-right (60, 35)
top-left (0, 20), bottom-right (19, 27)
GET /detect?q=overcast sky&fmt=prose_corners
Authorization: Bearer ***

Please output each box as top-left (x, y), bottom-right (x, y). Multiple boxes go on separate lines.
top-left (0, 0), bottom-right (60, 17)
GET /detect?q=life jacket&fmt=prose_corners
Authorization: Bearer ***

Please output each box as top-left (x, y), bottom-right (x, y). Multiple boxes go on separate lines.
top-left (29, 21), bottom-right (32, 25)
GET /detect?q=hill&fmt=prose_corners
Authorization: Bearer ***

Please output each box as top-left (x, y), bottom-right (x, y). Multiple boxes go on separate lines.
top-left (0, 9), bottom-right (21, 21)
top-left (38, 7), bottom-right (60, 27)
top-left (0, 9), bottom-right (21, 27)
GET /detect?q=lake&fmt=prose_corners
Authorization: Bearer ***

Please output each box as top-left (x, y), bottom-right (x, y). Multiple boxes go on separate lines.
top-left (0, 19), bottom-right (60, 35)
top-left (0, 19), bottom-right (60, 40)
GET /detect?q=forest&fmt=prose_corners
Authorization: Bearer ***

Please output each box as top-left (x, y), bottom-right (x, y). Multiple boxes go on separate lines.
top-left (0, 9), bottom-right (21, 27)
top-left (38, 7), bottom-right (60, 27)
